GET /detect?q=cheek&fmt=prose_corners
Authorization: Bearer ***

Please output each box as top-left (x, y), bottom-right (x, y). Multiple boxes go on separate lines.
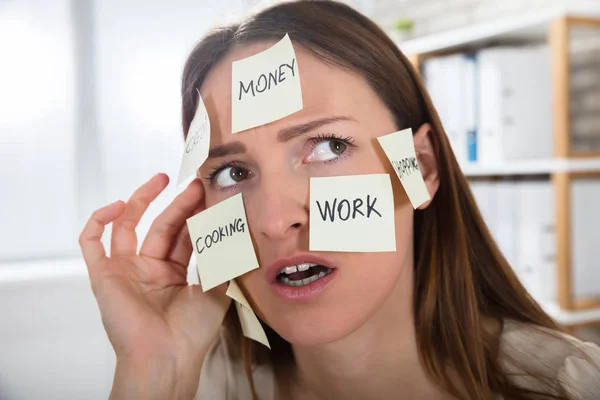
top-left (394, 204), bottom-right (414, 249)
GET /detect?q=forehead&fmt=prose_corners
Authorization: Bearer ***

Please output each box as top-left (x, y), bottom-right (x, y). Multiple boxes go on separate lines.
top-left (199, 40), bottom-right (389, 141)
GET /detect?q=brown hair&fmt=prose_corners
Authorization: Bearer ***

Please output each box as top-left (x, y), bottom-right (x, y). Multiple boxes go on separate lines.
top-left (181, 1), bottom-right (566, 399)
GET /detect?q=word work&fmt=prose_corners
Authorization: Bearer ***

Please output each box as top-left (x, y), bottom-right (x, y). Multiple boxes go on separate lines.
top-left (315, 195), bottom-right (382, 222)
top-left (310, 174), bottom-right (396, 252)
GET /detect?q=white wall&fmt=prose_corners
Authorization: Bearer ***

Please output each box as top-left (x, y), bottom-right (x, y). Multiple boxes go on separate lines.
top-left (1, 0), bottom-right (600, 399)
top-left (0, 262), bottom-right (114, 399)
top-left (371, 0), bottom-right (600, 36)
top-left (1, 1), bottom-right (249, 398)
top-left (0, 0), bottom-right (77, 260)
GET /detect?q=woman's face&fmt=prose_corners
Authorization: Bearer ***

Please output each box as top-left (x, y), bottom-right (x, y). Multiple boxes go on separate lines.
top-left (198, 42), bottom-right (420, 346)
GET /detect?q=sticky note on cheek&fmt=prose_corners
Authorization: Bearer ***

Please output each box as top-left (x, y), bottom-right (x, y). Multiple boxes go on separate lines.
top-left (177, 89), bottom-right (210, 184)
top-left (377, 128), bottom-right (431, 209)
top-left (309, 174), bottom-right (396, 252)
top-left (225, 280), bottom-right (270, 349)
top-left (186, 193), bottom-right (259, 291)
top-left (231, 33), bottom-right (303, 133)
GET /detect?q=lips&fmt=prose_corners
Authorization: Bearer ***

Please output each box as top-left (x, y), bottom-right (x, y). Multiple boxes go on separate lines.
top-left (265, 254), bottom-right (337, 283)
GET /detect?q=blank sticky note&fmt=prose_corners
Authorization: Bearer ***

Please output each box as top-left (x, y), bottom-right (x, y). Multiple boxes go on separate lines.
top-left (177, 89), bottom-right (210, 185)
top-left (186, 193), bottom-right (259, 291)
top-left (377, 128), bottom-right (431, 209)
top-left (225, 280), bottom-right (270, 349)
top-left (231, 33), bottom-right (302, 133)
top-left (310, 174), bottom-right (396, 252)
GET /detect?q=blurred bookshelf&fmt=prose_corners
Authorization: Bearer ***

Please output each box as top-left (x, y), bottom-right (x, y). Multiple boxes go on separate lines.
top-left (396, 7), bottom-right (600, 329)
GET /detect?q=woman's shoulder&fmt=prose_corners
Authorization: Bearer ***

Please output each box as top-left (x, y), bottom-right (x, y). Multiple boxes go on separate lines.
top-left (499, 319), bottom-right (600, 398)
top-left (196, 329), bottom-right (275, 400)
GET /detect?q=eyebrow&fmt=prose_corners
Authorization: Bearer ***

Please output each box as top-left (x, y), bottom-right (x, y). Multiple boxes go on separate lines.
top-left (207, 116), bottom-right (355, 159)
top-left (208, 141), bottom-right (246, 158)
top-left (277, 116), bottom-right (356, 143)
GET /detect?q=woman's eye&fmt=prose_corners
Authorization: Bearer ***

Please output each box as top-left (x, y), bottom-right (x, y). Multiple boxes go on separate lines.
top-left (306, 139), bottom-right (348, 163)
top-left (214, 166), bottom-right (249, 188)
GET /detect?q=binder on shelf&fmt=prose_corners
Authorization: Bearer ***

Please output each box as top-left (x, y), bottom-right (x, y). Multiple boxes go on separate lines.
top-left (477, 46), bottom-right (553, 165)
top-left (470, 180), bottom-right (557, 303)
top-left (424, 54), bottom-right (477, 166)
top-left (470, 181), bottom-right (498, 237)
top-left (465, 53), bottom-right (478, 163)
top-left (406, 11), bottom-right (600, 323)
top-left (514, 181), bottom-right (556, 303)
top-left (495, 181), bottom-right (517, 268)
top-left (572, 180), bottom-right (600, 299)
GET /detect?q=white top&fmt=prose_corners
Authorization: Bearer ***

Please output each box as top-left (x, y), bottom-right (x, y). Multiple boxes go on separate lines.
top-left (196, 320), bottom-right (600, 399)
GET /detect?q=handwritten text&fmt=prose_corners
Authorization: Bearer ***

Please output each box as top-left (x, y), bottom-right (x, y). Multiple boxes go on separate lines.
top-left (238, 58), bottom-right (297, 101)
top-left (316, 195), bottom-right (382, 222)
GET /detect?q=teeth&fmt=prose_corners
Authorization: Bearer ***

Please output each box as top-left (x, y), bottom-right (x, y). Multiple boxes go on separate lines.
top-left (299, 262), bottom-right (318, 271)
top-left (279, 263), bottom-right (319, 275)
top-left (278, 266), bottom-right (333, 287)
top-left (284, 265), bottom-right (298, 274)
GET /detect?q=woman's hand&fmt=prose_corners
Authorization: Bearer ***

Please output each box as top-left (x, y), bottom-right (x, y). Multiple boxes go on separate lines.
top-left (79, 173), bottom-right (231, 400)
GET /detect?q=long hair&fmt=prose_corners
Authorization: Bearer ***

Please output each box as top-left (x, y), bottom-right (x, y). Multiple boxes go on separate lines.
top-left (180, 1), bottom-right (565, 398)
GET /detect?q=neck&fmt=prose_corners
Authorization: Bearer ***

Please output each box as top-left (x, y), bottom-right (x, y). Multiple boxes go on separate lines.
top-left (281, 263), bottom-right (447, 400)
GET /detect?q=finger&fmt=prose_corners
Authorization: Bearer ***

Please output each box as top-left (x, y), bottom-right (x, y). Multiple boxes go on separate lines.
top-left (139, 178), bottom-right (204, 259)
top-left (79, 200), bottom-right (126, 268)
top-left (111, 173), bottom-right (169, 256)
top-left (167, 223), bottom-right (194, 267)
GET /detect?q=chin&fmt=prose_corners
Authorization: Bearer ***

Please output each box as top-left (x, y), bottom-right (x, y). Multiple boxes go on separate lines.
top-left (243, 253), bottom-right (410, 348)
top-left (266, 305), bottom-right (367, 346)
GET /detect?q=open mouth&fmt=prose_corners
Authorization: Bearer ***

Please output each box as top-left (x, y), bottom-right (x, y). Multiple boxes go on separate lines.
top-left (275, 263), bottom-right (334, 287)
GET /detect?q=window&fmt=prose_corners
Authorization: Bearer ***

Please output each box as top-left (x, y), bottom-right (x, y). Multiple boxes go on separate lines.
top-left (1, 0), bottom-right (250, 262)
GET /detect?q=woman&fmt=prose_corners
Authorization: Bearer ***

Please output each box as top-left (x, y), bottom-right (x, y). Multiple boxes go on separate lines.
top-left (79, 1), bottom-right (600, 399)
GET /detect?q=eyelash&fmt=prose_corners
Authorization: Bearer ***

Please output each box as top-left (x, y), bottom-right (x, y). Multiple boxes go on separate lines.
top-left (204, 160), bottom-right (248, 191)
top-left (308, 133), bottom-right (356, 147)
top-left (204, 133), bottom-right (357, 187)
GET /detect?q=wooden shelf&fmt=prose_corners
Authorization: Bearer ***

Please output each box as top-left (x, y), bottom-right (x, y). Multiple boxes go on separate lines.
top-left (401, 9), bottom-right (600, 317)
top-left (396, 6), bottom-right (600, 57)
top-left (542, 301), bottom-right (600, 327)
top-left (460, 158), bottom-right (600, 177)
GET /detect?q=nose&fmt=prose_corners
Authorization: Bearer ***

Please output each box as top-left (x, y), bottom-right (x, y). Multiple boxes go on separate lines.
top-left (247, 171), bottom-right (309, 242)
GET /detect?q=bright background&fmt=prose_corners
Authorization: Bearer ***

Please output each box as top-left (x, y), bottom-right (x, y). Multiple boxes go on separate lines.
top-left (1, 0), bottom-right (599, 398)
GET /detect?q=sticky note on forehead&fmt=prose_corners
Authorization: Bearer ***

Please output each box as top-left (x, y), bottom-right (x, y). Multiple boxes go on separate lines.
top-left (377, 128), bottom-right (430, 209)
top-left (310, 174), bottom-right (396, 252)
top-left (226, 280), bottom-right (270, 349)
top-left (231, 33), bottom-right (302, 133)
top-left (177, 89), bottom-right (210, 185)
top-left (186, 193), bottom-right (259, 291)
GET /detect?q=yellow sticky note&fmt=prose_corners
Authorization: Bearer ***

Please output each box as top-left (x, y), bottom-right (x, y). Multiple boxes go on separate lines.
top-left (186, 193), bottom-right (259, 291)
top-left (177, 89), bottom-right (210, 185)
top-left (231, 33), bottom-right (302, 133)
top-left (309, 174), bottom-right (396, 252)
top-left (226, 280), bottom-right (270, 349)
top-left (377, 128), bottom-right (431, 209)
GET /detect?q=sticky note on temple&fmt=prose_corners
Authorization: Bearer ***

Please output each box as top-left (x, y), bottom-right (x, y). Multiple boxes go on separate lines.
top-left (377, 128), bottom-right (430, 209)
top-left (310, 174), bottom-right (396, 252)
top-left (177, 89), bottom-right (210, 184)
top-left (226, 280), bottom-right (270, 349)
top-left (231, 33), bottom-right (302, 133)
top-left (186, 193), bottom-right (259, 291)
